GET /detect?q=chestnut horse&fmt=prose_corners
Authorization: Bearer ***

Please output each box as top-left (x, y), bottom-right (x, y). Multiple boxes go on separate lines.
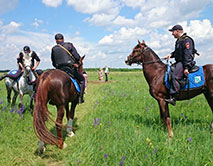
top-left (125, 40), bottom-right (213, 137)
top-left (33, 55), bottom-right (85, 152)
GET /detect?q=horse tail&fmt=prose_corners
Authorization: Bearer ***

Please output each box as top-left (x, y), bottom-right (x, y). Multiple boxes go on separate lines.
top-left (33, 74), bottom-right (58, 145)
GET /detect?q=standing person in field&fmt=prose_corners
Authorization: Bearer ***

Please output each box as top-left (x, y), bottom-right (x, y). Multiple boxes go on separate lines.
top-left (98, 68), bottom-right (104, 81)
top-left (83, 71), bottom-right (88, 93)
top-left (164, 25), bottom-right (197, 106)
top-left (0, 46), bottom-right (40, 81)
top-left (51, 33), bottom-right (85, 104)
top-left (104, 66), bottom-right (109, 82)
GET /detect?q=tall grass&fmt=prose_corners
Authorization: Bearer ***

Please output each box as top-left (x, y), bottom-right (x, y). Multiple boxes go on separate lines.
top-left (0, 71), bottom-right (212, 166)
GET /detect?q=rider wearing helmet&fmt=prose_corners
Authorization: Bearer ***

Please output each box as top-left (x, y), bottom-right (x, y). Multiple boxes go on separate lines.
top-left (0, 46), bottom-right (40, 80)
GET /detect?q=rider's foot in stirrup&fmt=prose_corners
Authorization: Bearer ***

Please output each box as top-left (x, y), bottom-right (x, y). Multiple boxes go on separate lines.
top-left (78, 97), bottom-right (84, 104)
top-left (165, 97), bottom-right (176, 106)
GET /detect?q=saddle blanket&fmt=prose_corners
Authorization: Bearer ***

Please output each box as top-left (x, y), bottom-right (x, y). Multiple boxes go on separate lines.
top-left (9, 70), bottom-right (18, 75)
top-left (8, 70), bottom-right (21, 81)
top-left (70, 77), bottom-right (80, 93)
top-left (165, 66), bottom-right (205, 90)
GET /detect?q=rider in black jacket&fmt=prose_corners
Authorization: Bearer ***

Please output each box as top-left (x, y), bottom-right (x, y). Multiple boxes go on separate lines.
top-left (51, 33), bottom-right (85, 104)
top-left (164, 25), bottom-right (196, 106)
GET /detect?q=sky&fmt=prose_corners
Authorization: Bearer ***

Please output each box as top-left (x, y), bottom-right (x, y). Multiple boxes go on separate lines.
top-left (0, 0), bottom-right (213, 70)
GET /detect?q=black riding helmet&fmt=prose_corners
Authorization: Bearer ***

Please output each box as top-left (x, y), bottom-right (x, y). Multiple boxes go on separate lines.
top-left (23, 46), bottom-right (30, 53)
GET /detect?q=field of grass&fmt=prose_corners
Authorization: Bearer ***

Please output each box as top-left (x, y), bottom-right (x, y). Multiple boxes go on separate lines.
top-left (0, 71), bottom-right (212, 166)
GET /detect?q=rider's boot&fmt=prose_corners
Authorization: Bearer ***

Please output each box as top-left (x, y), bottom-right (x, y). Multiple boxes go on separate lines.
top-left (78, 80), bottom-right (85, 104)
top-left (165, 94), bottom-right (176, 106)
top-left (0, 74), bottom-right (7, 81)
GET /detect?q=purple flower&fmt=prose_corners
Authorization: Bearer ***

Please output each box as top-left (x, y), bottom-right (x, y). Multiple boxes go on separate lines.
top-left (94, 118), bottom-right (100, 126)
top-left (10, 108), bottom-right (15, 113)
top-left (120, 161), bottom-right (124, 166)
top-left (120, 156), bottom-right (126, 165)
top-left (1, 106), bottom-right (7, 112)
top-left (20, 105), bottom-right (25, 113)
top-left (104, 153), bottom-right (108, 159)
top-left (0, 101), bottom-right (4, 105)
top-left (188, 137), bottom-right (192, 142)
top-left (153, 148), bottom-right (158, 155)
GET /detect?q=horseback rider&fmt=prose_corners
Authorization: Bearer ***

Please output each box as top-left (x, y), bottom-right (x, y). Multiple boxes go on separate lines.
top-left (0, 46), bottom-right (40, 81)
top-left (164, 25), bottom-right (197, 106)
top-left (51, 33), bottom-right (85, 104)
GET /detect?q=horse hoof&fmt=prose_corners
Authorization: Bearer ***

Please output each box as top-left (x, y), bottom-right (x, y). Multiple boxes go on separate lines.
top-left (67, 131), bottom-right (75, 137)
top-left (63, 142), bottom-right (67, 149)
top-left (38, 141), bottom-right (46, 153)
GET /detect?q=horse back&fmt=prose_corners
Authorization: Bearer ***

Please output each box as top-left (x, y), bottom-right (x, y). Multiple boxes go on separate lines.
top-left (37, 69), bottom-right (77, 105)
top-left (203, 64), bottom-right (213, 88)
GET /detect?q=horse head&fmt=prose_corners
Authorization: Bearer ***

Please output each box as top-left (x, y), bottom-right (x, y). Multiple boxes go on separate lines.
top-left (22, 53), bottom-right (32, 75)
top-left (22, 53), bottom-right (36, 83)
top-left (125, 40), bottom-right (147, 66)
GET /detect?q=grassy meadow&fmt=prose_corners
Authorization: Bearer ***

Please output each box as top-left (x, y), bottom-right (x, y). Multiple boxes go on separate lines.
top-left (0, 71), bottom-right (212, 166)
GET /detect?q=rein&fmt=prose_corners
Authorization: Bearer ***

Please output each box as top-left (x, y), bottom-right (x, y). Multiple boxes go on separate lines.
top-left (135, 46), bottom-right (166, 65)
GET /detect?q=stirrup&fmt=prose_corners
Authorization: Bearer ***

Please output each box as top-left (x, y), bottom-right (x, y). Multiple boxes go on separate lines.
top-left (78, 97), bottom-right (84, 104)
top-left (165, 97), bottom-right (176, 106)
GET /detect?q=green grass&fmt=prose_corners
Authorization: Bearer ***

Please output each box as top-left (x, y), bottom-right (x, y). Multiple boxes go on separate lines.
top-left (0, 71), bottom-right (212, 166)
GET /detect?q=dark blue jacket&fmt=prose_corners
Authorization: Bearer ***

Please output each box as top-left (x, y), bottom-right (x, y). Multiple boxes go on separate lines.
top-left (51, 42), bottom-right (81, 69)
top-left (171, 33), bottom-right (196, 70)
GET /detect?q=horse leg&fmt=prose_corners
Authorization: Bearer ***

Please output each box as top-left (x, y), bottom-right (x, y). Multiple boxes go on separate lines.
top-left (56, 105), bottom-right (66, 149)
top-left (12, 91), bottom-right (18, 106)
top-left (30, 93), bottom-right (34, 111)
top-left (158, 99), bottom-right (174, 138)
top-left (38, 140), bottom-right (46, 153)
top-left (204, 91), bottom-right (213, 128)
top-left (19, 92), bottom-right (24, 108)
top-left (6, 86), bottom-right (11, 105)
top-left (66, 102), bottom-right (78, 137)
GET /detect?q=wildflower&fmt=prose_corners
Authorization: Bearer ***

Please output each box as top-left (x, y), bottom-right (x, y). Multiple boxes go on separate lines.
top-left (104, 153), bottom-right (108, 159)
top-left (188, 137), bottom-right (192, 142)
top-left (153, 148), bottom-right (158, 155)
top-left (119, 156), bottom-right (126, 166)
top-left (10, 108), bottom-right (15, 113)
top-left (107, 121), bottom-right (110, 126)
top-left (20, 105), bottom-right (25, 113)
top-left (94, 118), bottom-right (100, 126)
top-left (1, 106), bottom-right (7, 112)
top-left (0, 101), bottom-right (4, 105)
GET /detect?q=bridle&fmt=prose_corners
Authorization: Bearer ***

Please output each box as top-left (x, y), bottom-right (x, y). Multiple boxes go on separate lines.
top-left (129, 45), bottom-right (166, 65)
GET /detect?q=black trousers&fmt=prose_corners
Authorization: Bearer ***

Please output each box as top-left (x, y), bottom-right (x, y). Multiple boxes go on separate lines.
top-left (59, 66), bottom-right (85, 97)
top-left (169, 62), bottom-right (184, 95)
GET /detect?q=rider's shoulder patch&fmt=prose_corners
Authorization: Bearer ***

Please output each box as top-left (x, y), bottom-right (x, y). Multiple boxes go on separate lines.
top-left (185, 42), bottom-right (190, 49)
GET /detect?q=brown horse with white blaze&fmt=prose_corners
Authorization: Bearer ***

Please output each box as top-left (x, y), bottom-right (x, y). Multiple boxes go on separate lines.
top-left (33, 55), bottom-right (85, 152)
top-left (125, 40), bottom-right (213, 137)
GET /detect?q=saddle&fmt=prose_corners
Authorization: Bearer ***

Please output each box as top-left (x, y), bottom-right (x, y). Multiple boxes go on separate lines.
top-left (165, 65), bottom-right (205, 90)
top-left (59, 66), bottom-right (80, 93)
top-left (8, 70), bottom-right (22, 81)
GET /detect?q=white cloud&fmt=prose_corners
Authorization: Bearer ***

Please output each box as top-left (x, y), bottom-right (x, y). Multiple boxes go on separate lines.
top-left (0, 0), bottom-right (18, 14)
top-left (99, 27), bottom-right (149, 45)
top-left (66, 0), bottom-right (120, 14)
top-left (0, 21), bottom-right (21, 34)
top-left (42, 0), bottom-right (63, 7)
top-left (32, 18), bottom-right (44, 28)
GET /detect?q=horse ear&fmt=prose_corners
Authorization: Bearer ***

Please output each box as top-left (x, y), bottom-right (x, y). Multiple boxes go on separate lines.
top-left (138, 40), bottom-right (141, 46)
top-left (81, 55), bottom-right (85, 60)
top-left (142, 40), bottom-right (146, 45)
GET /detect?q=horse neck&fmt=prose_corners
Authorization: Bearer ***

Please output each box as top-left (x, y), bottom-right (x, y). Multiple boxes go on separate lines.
top-left (142, 49), bottom-right (165, 83)
top-left (24, 69), bottom-right (36, 82)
